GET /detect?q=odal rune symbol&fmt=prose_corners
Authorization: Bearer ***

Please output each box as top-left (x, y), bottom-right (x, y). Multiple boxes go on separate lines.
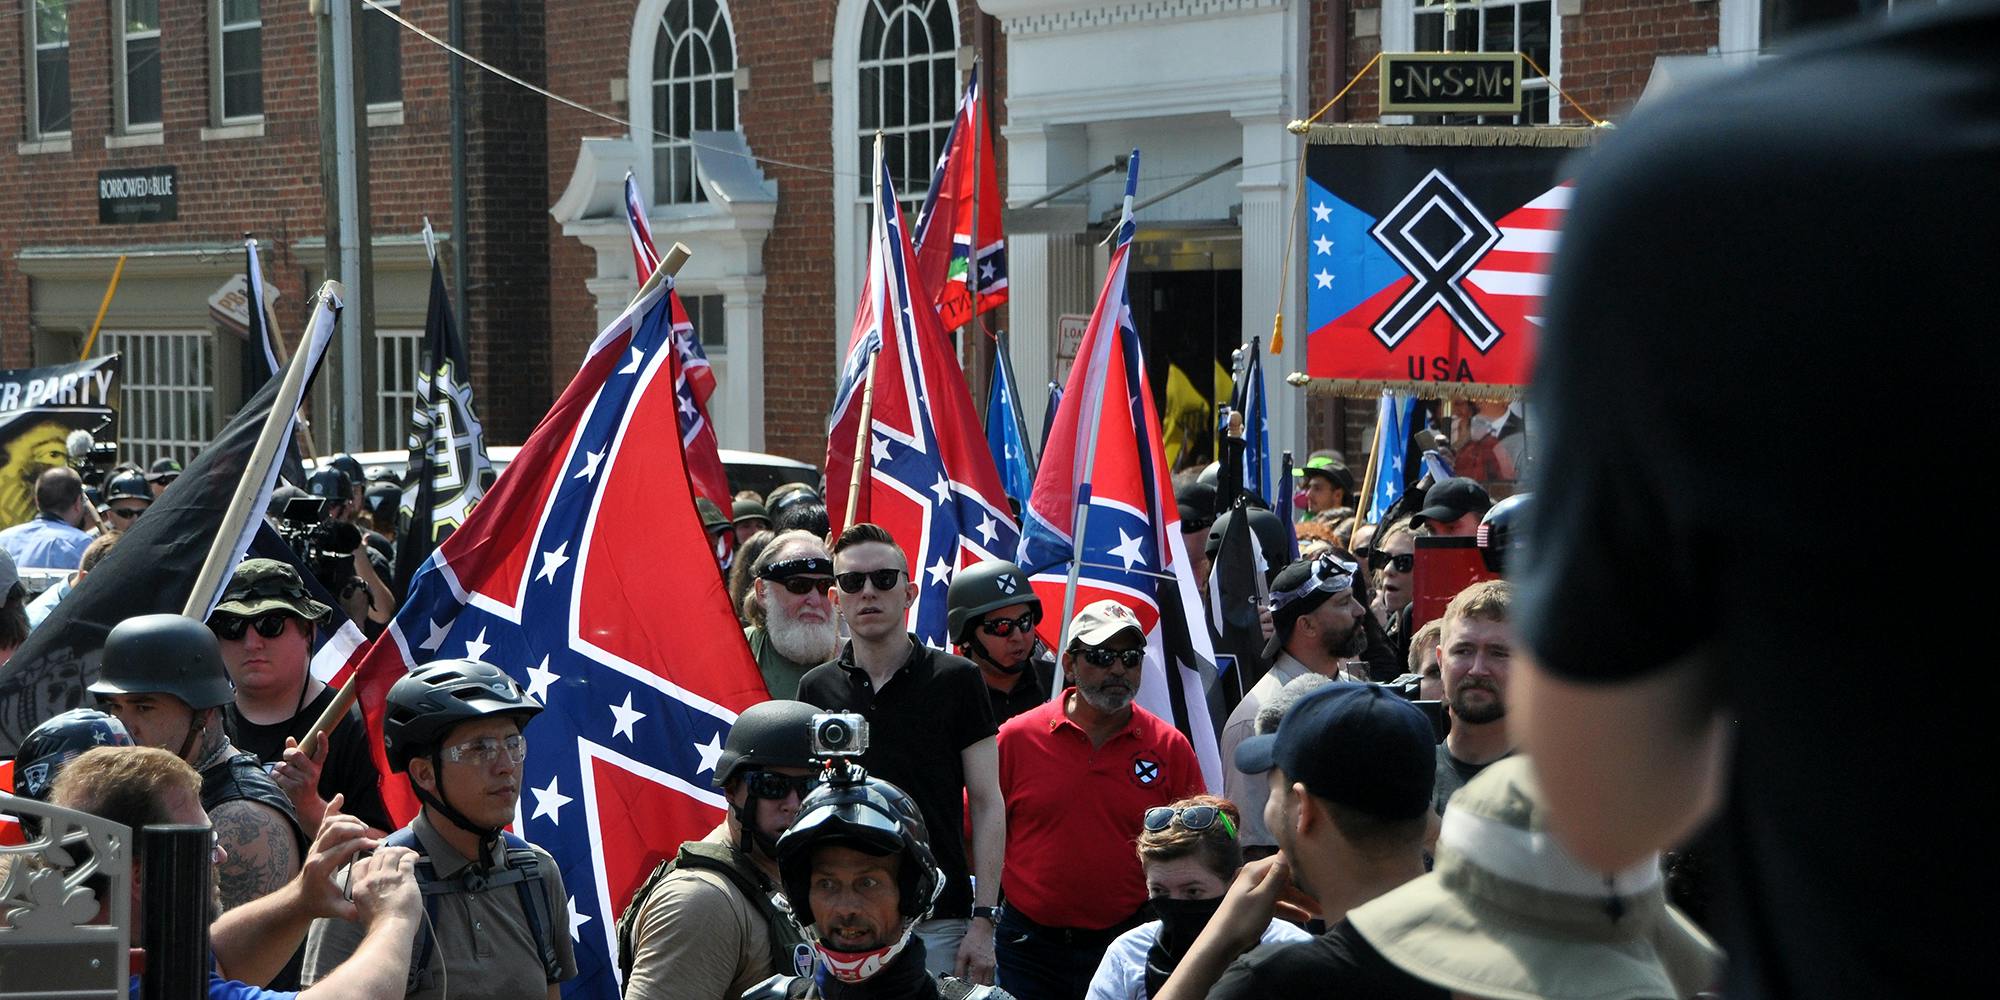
top-left (1369, 169), bottom-right (1505, 353)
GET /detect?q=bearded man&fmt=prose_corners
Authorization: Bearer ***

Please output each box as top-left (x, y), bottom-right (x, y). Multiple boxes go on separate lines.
top-left (743, 530), bottom-right (840, 699)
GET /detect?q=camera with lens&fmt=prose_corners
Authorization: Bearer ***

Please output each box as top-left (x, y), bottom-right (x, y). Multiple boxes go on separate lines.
top-left (272, 496), bottom-right (361, 595)
top-left (1378, 673), bottom-right (1424, 701)
top-left (811, 712), bottom-right (870, 758)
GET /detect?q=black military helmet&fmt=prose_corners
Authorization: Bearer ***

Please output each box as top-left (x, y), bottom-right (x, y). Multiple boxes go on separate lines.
top-left (1205, 505), bottom-right (1291, 572)
top-left (326, 454), bottom-right (365, 490)
top-left (1476, 492), bottom-right (1533, 576)
top-left (945, 559), bottom-right (1040, 644)
top-left (777, 773), bottom-right (943, 930)
top-left (104, 470), bottom-right (152, 505)
top-left (307, 467), bottom-right (352, 505)
top-left (13, 709), bottom-right (133, 803)
top-left (382, 659), bottom-right (542, 773)
top-left (732, 498), bottom-right (771, 526)
top-left (89, 614), bottom-right (235, 711)
top-left (365, 482), bottom-right (401, 523)
top-left (715, 700), bottom-right (820, 788)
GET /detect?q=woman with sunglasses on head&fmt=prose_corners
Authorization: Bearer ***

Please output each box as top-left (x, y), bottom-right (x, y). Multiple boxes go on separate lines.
top-left (1086, 796), bottom-right (1311, 1000)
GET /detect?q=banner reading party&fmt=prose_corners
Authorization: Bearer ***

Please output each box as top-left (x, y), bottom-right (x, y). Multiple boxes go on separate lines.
top-left (1302, 125), bottom-right (1596, 395)
top-left (0, 356), bottom-right (122, 528)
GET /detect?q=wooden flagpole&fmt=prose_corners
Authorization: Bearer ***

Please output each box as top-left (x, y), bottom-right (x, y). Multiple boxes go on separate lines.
top-left (1347, 394), bottom-right (1388, 550)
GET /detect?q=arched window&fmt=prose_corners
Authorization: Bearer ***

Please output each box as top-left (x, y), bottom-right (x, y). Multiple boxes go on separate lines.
top-left (855, 0), bottom-right (959, 203)
top-left (651, 0), bottom-right (737, 204)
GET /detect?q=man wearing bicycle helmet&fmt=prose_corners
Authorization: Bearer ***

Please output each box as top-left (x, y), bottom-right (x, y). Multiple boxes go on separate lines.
top-left (301, 659), bottom-right (575, 999)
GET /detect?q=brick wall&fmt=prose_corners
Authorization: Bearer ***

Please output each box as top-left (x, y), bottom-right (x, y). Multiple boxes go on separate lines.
top-left (1561, 0), bottom-right (1719, 120)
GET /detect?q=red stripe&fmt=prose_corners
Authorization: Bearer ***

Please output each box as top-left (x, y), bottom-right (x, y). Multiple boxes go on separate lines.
top-left (1500, 206), bottom-right (1566, 229)
top-left (1475, 249), bottom-right (1553, 274)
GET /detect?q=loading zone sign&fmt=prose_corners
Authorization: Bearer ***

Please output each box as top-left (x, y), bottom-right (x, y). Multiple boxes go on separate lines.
top-left (98, 166), bottom-right (178, 224)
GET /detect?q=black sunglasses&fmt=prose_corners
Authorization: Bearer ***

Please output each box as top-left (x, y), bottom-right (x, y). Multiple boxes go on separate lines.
top-left (1369, 551), bottom-right (1415, 573)
top-left (978, 612), bottom-right (1038, 638)
top-left (211, 612), bottom-right (293, 641)
top-left (107, 506), bottom-right (147, 520)
top-left (835, 569), bottom-right (905, 594)
top-left (1143, 805), bottom-right (1237, 838)
top-left (744, 770), bottom-right (818, 801)
top-left (777, 577), bottom-right (835, 596)
top-left (1074, 647), bottom-right (1144, 668)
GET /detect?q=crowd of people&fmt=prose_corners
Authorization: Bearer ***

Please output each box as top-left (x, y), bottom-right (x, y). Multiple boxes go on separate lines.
top-left (4, 449), bottom-right (1731, 1000)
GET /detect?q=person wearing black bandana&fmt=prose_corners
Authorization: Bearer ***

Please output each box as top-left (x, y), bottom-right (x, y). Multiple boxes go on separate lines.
top-left (619, 700), bottom-right (819, 1000)
top-left (1084, 795), bottom-right (1309, 1000)
top-left (745, 531), bottom-right (842, 698)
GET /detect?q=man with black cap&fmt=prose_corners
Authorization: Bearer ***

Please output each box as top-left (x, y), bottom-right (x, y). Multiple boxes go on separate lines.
top-left (744, 530), bottom-right (841, 698)
top-left (146, 455), bottom-right (182, 497)
top-left (91, 613), bottom-right (308, 913)
top-left (1292, 456), bottom-right (1354, 518)
top-left (994, 599), bottom-right (1204, 999)
top-left (1219, 555), bottom-right (1369, 856)
top-left (619, 700), bottom-right (820, 1000)
top-left (945, 559), bottom-right (1054, 726)
top-left (98, 468), bottom-right (153, 532)
top-left (1411, 477), bottom-right (1491, 538)
top-left (212, 558), bottom-right (393, 833)
top-left (1155, 683), bottom-right (1438, 1000)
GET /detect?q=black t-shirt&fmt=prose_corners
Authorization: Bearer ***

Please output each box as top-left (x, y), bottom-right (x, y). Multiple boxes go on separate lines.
top-left (983, 652), bottom-right (1055, 727)
top-left (796, 637), bottom-right (998, 918)
top-left (229, 685), bottom-right (394, 834)
top-left (1208, 919), bottom-right (1445, 1000)
top-left (1430, 744), bottom-right (1510, 815)
top-left (1516, 6), bottom-right (1992, 997)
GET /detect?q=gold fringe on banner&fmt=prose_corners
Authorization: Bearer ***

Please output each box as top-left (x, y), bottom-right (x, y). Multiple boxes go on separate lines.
top-left (1296, 377), bottom-right (1529, 402)
top-left (1300, 123), bottom-right (1603, 148)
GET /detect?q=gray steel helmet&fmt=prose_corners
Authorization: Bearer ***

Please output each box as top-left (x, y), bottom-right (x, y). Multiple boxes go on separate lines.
top-left (104, 470), bottom-right (153, 505)
top-left (715, 700), bottom-right (821, 788)
top-left (945, 559), bottom-right (1041, 644)
top-left (89, 613), bottom-right (236, 710)
top-left (382, 659), bottom-right (542, 772)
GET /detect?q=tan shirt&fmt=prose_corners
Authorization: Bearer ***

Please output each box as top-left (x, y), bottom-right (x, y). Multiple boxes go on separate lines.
top-left (620, 824), bottom-right (792, 1000)
top-left (622, 824), bottom-right (790, 1000)
top-left (302, 811), bottom-right (576, 1000)
top-left (1220, 653), bottom-right (1310, 848)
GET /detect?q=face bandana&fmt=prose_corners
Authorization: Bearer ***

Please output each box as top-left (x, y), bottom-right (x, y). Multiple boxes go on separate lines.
top-left (1144, 896), bottom-right (1227, 996)
top-left (814, 921), bottom-right (918, 984)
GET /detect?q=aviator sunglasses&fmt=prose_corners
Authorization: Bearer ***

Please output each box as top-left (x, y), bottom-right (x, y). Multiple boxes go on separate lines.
top-left (211, 612), bottom-right (293, 641)
top-left (835, 569), bottom-right (905, 594)
top-left (1143, 804), bottom-right (1238, 838)
top-left (978, 612), bottom-right (1038, 638)
top-left (743, 770), bottom-right (819, 801)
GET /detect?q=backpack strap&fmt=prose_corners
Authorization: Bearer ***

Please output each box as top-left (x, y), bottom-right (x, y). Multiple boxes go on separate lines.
top-left (379, 828), bottom-right (561, 990)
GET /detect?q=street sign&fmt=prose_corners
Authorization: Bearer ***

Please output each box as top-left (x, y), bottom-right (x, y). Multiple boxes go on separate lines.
top-left (1055, 313), bottom-right (1088, 383)
top-left (1380, 53), bottom-right (1523, 115)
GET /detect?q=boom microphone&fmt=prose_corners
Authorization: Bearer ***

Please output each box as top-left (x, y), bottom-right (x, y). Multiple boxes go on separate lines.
top-left (66, 428), bottom-right (95, 462)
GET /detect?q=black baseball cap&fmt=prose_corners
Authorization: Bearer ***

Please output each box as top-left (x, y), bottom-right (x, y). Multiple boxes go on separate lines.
top-left (1176, 480), bottom-right (1217, 531)
top-left (146, 457), bottom-right (182, 482)
top-left (1414, 477), bottom-right (1493, 526)
top-left (1236, 682), bottom-right (1436, 820)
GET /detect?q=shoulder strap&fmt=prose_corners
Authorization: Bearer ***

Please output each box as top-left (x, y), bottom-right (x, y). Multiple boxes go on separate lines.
top-left (381, 827), bottom-right (440, 993)
top-left (615, 854), bottom-right (685, 980)
top-left (674, 841), bottom-right (809, 973)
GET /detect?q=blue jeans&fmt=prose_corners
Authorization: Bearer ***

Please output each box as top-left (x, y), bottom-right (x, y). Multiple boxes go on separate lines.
top-left (993, 905), bottom-right (1126, 1000)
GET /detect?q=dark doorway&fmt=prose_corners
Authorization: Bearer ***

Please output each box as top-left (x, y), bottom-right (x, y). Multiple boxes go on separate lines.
top-left (1128, 265), bottom-right (1241, 475)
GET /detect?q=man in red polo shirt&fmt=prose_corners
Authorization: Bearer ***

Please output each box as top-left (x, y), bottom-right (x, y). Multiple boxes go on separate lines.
top-left (995, 599), bottom-right (1205, 1000)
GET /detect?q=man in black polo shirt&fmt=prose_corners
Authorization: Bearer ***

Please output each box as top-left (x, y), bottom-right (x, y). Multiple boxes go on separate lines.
top-left (796, 522), bottom-right (1004, 986)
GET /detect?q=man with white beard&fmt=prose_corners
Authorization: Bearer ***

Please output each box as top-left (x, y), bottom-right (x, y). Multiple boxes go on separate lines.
top-left (742, 530), bottom-right (840, 699)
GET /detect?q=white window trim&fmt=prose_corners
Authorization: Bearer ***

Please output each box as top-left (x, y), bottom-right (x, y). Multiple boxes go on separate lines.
top-left (1381, 0), bottom-right (1562, 123)
top-left (629, 0), bottom-right (741, 207)
top-left (831, 0), bottom-right (962, 368)
top-left (364, 0), bottom-right (404, 112)
top-left (115, 0), bottom-right (164, 135)
top-left (26, 0), bottom-right (73, 140)
top-left (213, 0), bottom-right (265, 125)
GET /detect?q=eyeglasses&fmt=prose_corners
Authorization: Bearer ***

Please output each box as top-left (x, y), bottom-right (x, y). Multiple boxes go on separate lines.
top-left (835, 569), bottom-right (905, 594)
top-left (744, 770), bottom-right (819, 801)
top-left (978, 612), bottom-right (1038, 638)
top-left (777, 576), bottom-right (836, 596)
top-left (107, 506), bottom-right (147, 521)
top-left (211, 612), bottom-right (293, 641)
top-left (1074, 647), bottom-right (1145, 668)
top-left (1368, 551), bottom-right (1415, 573)
top-left (1143, 805), bottom-right (1237, 839)
top-left (441, 733), bottom-right (527, 766)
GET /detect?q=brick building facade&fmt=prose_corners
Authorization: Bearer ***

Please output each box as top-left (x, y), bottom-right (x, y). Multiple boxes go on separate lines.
top-left (1, 0), bottom-right (1781, 470)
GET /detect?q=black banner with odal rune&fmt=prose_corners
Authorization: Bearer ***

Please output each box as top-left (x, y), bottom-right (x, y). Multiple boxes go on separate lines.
top-left (0, 356), bottom-right (121, 528)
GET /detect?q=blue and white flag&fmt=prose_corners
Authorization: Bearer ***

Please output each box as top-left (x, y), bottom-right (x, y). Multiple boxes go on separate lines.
top-left (985, 331), bottom-right (1035, 507)
top-left (1369, 391), bottom-right (1420, 523)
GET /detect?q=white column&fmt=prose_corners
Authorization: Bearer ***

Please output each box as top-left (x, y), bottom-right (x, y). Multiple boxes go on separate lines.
top-left (1236, 111), bottom-right (1300, 463)
top-left (718, 276), bottom-right (766, 450)
top-left (1000, 121), bottom-right (1089, 443)
top-left (1009, 231), bottom-right (1054, 441)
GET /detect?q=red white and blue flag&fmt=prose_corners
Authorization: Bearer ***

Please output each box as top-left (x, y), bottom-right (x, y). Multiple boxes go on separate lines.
top-left (625, 171), bottom-right (732, 513)
top-left (310, 275), bottom-right (769, 1000)
top-left (825, 148), bottom-right (1019, 647)
top-left (1018, 152), bottom-right (1223, 791)
top-left (911, 64), bottom-right (1007, 331)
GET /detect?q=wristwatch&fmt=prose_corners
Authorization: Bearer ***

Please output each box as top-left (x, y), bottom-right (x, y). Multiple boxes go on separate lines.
top-left (972, 905), bottom-right (1000, 921)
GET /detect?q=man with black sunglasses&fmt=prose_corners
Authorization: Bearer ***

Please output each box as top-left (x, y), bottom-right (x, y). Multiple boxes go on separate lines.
top-left (946, 559), bottom-right (1055, 726)
top-left (211, 558), bottom-right (393, 835)
top-left (619, 700), bottom-right (820, 1000)
top-left (994, 599), bottom-right (1204, 1000)
top-left (798, 522), bottom-right (1005, 986)
top-left (744, 531), bottom-right (841, 698)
